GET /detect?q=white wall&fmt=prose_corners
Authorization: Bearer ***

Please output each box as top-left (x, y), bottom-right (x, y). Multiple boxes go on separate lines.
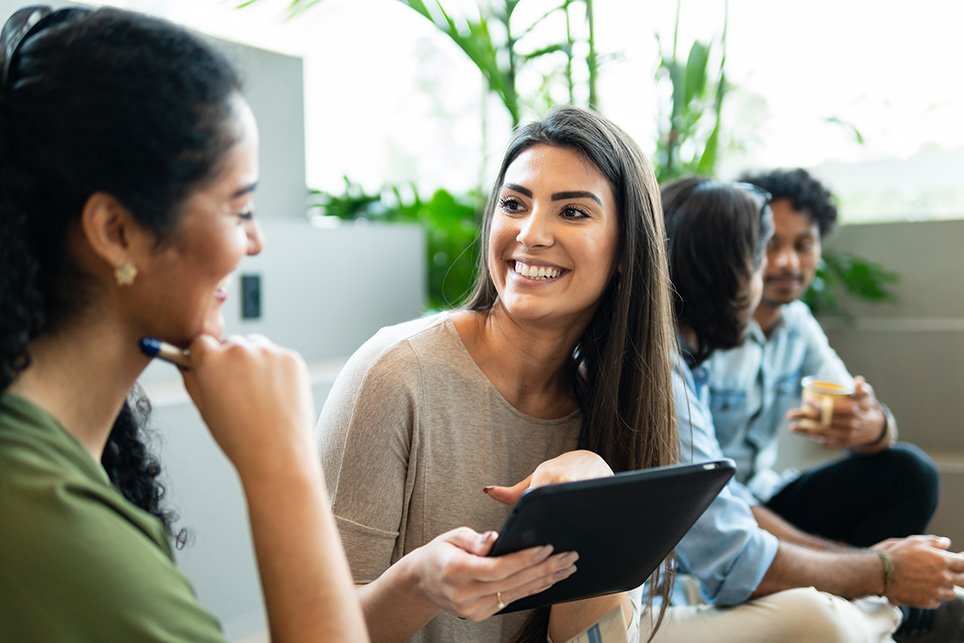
top-left (215, 38), bottom-right (308, 222)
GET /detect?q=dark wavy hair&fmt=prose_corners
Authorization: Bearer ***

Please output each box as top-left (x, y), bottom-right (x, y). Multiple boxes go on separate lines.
top-left (464, 105), bottom-right (678, 641)
top-left (662, 177), bottom-right (773, 366)
top-left (0, 6), bottom-right (242, 541)
top-left (739, 167), bottom-right (837, 238)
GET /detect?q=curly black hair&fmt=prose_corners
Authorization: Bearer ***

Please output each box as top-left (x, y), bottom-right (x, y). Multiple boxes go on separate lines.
top-left (739, 168), bottom-right (838, 238)
top-left (0, 7), bottom-right (241, 543)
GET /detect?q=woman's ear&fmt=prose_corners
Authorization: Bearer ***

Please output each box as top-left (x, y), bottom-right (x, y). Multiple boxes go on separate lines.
top-left (78, 192), bottom-right (144, 278)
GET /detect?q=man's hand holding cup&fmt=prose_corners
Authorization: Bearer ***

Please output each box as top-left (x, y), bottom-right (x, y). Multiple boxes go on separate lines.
top-left (788, 376), bottom-right (890, 450)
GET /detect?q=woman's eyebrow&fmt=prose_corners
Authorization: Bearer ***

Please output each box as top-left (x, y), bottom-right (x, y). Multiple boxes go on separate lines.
top-left (500, 182), bottom-right (532, 197)
top-left (552, 190), bottom-right (602, 205)
top-left (231, 181), bottom-right (258, 199)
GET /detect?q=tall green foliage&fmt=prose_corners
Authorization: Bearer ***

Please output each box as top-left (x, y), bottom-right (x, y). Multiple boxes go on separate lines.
top-left (653, 0), bottom-right (728, 182)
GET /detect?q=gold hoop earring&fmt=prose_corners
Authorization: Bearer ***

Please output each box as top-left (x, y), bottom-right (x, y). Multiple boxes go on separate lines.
top-left (114, 262), bottom-right (138, 286)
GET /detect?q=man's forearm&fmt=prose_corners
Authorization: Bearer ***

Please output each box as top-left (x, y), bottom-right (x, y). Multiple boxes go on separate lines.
top-left (751, 540), bottom-right (886, 599)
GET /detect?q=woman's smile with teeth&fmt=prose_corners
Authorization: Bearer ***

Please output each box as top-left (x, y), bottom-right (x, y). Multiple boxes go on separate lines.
top-left (514, 261), bottom-right (562, 280)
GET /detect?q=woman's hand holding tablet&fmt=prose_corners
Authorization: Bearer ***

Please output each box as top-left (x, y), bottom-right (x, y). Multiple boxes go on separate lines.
top-left (402, 526), bottom-right (578, 622)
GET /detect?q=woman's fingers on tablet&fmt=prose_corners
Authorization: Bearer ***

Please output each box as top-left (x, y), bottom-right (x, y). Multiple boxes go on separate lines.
top-left (464, 542), bottom-right (558, 583)
top-left (420, 528), bottom-right (580, 620)
top-left (461, 551), bottom-right (579, 621)
top-left (483, 550), bottom-right (579, 593)
top-left (506, 550), bottom-right (579, 592)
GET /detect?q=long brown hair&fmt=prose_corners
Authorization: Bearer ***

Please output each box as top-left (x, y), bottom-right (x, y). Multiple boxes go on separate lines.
top-left (463, 105), bottom-right (678, 640)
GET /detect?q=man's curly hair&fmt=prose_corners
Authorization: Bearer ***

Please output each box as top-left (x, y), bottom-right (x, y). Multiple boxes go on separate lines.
top-left (739, 168), bottom-right (837, 238)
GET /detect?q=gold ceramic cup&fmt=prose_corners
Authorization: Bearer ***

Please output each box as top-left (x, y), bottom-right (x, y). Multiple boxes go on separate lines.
top-left (799, 376), bottom-right (855, 429)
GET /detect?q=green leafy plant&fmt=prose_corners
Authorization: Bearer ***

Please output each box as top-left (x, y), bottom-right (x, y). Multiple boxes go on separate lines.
top-left (309, 179), bottom-right (482, 310)
top-left (802, 252), bottom-right (900, 318)
top-left (653, 0), bottom-right (728, 182)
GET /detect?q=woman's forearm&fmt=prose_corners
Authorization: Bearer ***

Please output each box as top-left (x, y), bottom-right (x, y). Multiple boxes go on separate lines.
top-left (240, 453), bottom-right (370, 643)
top-left (354, 550), bottom-right (441, 643)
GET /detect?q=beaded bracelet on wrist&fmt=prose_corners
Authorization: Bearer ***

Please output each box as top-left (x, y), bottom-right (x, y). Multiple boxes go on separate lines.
top-left (875, 549), bottom-right (894, 597)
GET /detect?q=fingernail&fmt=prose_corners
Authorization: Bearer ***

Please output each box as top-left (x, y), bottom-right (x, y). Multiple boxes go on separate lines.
top-left (482, 486), bottom-right (494, 493)
top-left (554, 551), bottom-right (579, 566)
top-left (533, 544), bottom-right (554, 561)
top-left (556, 565), bottom-right (577, 580)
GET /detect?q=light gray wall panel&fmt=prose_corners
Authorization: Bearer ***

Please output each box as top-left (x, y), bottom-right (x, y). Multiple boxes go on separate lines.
top-left (821, 220), bottom-right (964, 549)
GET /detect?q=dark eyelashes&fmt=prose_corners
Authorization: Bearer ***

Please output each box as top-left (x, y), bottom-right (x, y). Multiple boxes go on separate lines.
top-left (563, 205), bottom-right (590, 219)
top-left (499, 195), bottom-right (521, 211)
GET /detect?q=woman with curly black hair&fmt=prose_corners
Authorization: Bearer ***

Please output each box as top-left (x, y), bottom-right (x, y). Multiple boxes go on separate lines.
top-left (0, 6), bottom-right (367, 642)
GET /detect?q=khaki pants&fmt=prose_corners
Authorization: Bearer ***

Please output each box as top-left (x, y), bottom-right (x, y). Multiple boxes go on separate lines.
top-left (639, 587), bottom-right (901, 643)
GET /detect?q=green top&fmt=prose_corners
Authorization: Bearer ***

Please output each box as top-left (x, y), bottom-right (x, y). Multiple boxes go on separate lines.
top-left (0, 393), bottom-right (226, 642)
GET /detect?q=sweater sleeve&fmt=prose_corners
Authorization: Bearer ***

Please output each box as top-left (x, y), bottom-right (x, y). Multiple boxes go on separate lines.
top-left (316, 332), bottom-right (422, 583)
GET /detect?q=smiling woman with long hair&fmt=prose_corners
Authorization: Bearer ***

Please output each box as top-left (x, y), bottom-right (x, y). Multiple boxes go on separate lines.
top-left (318, 105), bottom-right (678, 643)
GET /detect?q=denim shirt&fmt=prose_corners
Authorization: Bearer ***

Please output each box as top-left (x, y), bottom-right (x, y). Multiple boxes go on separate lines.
top-left (670, 343), bottom-right (779, 607)
top-left (705, 301), bottom-right (851, 502)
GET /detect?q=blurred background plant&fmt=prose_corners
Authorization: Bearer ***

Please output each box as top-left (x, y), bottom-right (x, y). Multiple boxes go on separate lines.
top-left (802, 252), bottom-right (899, 319)
top-left (309, 178), bottom-right (483, 310)
top-left (653, 0), bottom-right (727, 182)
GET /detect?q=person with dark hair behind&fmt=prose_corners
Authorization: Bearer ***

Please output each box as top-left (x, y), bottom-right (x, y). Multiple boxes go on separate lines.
top-left (317, 105), bottom-right (679, 643)
top-left (639, 176), bottom-right (964, 642)
top-left (0, 6), bottom-right (367, 641)
top-left (700, 167), bottom-right (960, 641)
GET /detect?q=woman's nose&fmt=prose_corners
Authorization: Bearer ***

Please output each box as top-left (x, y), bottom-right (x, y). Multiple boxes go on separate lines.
top-left (246, 219), bottom-right (264, 256)
top-left (516, 209), bottom-right (553, 248)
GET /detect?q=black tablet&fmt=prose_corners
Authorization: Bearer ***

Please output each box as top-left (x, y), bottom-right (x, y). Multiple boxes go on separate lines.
top-left (488, 459), bottom-right (735, 614)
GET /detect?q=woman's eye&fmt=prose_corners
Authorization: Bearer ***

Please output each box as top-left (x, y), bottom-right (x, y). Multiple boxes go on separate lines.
top-left (499, 196), bottom-right (524, 213)
top-left (238, 208), bottom-right (255, 221)
top-left (562, 205), bottom-right (590, 220)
